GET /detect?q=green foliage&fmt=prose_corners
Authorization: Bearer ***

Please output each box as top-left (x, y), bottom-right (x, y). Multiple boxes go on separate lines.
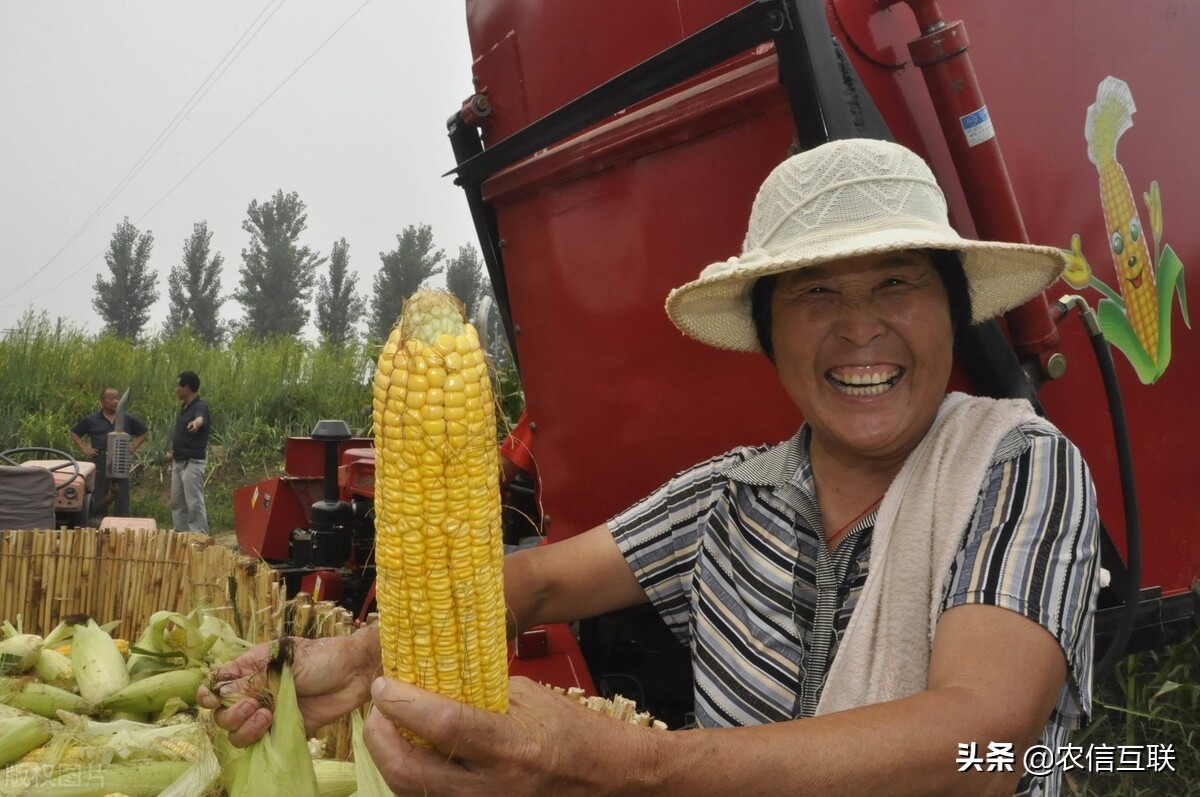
top-left (445, 243), bottom-right (485, 319)
top-left (370, 223), bottom-right (444, 343)
top-left (493, 347), bottom-right (524, 436)
top-left (314, 238), bottom-right (365, 347)
top-left (234, 190), bottom-right (326, 340)
top-left (93, 217), bottom-right (158, 342)
top-left (1067, 630), bottom-right (1200, 795)
top-left (165, 220), bottom-right (226, 346)
top-left (0, 310), bottom-right (375, 530)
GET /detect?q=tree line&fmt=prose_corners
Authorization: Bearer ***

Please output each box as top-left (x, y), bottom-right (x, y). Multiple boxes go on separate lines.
top-left (92, 189), bottom-right (488, 347)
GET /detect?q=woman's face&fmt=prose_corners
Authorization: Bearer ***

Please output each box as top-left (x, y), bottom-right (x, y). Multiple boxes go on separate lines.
top-left (769, 250), bottom-right (954, 470)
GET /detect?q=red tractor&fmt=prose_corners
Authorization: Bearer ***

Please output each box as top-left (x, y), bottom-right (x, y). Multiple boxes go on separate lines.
top-left (0, 448), bottom-right (94, 531)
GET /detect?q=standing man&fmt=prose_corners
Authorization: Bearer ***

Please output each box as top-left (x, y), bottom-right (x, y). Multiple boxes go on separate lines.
top-left (69, 387), bottom-right (148, 521)
top-left (167, 370), bottom-right (211, 533)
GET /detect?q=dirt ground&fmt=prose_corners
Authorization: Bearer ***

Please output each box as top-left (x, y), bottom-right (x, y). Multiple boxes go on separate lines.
top-left (212, 528), bottom-right (239, 550)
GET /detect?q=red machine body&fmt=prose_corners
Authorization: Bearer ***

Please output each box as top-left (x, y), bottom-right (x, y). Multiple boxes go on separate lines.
top-left (461, 0), bottom-right (1200, 606)
top-left (233, 436), bottom-right (373, 561)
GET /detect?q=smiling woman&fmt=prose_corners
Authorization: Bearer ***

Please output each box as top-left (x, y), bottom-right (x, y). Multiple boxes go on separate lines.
top-left (767, 250), bottom-right (955, 486)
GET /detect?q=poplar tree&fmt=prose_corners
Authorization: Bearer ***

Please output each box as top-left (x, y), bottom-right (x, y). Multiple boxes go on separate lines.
top-left (93, 217), bottom-right (157, 341)
top-left (165, 221), bottom-right (225, 345)
top-left (315, 238), bottom-right (365, 346)
top-left (234, 190), bottom-right (324, 340)
top-left (370, 223), bottom-right (444, 341)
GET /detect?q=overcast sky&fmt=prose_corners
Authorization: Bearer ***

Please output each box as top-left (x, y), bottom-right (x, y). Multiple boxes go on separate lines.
top-left (0, 1), bottom-right (479, 338)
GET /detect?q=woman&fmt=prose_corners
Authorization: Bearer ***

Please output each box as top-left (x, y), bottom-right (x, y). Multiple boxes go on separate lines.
top-left (203, 139), bottom-right (1098, 796)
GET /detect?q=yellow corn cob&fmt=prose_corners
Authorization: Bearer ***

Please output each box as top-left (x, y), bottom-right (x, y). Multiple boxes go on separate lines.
top-left (371, 290), bottom-right (508, 741)
top-left (1086, 76), bottom-right (1158, 362)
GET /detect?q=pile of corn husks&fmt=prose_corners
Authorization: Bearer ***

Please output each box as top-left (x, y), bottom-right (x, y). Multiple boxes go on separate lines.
top-left (0, 613), bottom-right (380, 797)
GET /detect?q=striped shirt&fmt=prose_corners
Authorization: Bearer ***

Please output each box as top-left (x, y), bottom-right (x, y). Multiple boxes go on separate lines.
top-left (610, 419), bottom-right (1099, 797)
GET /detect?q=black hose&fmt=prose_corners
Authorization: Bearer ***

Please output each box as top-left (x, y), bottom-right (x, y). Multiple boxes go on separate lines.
top-left (1064, 299), bottom-right (1143, 675)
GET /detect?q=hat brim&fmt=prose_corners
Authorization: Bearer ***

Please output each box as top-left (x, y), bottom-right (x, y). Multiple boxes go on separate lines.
top-left (664, 228), bottom-right (1067, 352)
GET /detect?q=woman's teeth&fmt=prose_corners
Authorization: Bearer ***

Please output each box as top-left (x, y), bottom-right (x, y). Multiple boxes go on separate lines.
top-left (827, 367), bottom-right (902, 396)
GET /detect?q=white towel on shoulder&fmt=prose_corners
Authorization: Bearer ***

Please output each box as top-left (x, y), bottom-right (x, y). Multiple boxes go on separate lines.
top-left (816, 392), bottom-right (1043, 715)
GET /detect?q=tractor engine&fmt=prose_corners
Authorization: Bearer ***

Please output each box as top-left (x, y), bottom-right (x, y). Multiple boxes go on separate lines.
top-left (232, 420), bottom-right (377, 618)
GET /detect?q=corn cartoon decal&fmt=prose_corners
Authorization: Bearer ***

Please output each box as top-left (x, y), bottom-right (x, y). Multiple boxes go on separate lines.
top-left (1062, 76), bottom-right (1189, 384)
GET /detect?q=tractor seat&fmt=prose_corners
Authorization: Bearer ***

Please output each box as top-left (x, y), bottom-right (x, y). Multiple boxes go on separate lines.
top-left (0, 466), bottom-right (56, 530)
top-left (20, 459), bottom-right (97, 492)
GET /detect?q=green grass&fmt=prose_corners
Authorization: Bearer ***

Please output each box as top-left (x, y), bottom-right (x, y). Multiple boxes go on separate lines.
top-left (1066, 630), bottom-right (1200, 795)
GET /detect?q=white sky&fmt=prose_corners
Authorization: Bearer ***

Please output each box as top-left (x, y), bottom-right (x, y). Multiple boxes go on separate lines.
top-left (0, 1), bottom-right (479, 338)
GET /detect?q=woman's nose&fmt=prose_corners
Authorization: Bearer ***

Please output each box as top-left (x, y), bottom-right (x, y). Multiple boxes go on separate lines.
top-left (832, 299), bottom-right (887, 346)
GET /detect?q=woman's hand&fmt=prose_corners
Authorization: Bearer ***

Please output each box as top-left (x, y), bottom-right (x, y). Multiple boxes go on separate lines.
top-left (198, 626), bottom-right (381, 746)
top-left (364, 675), bottom-right (663, 796)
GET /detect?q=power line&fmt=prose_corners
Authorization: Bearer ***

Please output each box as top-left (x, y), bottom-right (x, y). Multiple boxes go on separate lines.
top-left (135, 0), bottom-right (373, 225)
top-left (8, 0), bottom-right (376, 313)
top-left (4, 0), bottom-right (288, 305)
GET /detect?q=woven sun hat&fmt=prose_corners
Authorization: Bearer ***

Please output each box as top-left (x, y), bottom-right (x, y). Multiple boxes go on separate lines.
top-left (665, 138), bottom-right (1067, 352)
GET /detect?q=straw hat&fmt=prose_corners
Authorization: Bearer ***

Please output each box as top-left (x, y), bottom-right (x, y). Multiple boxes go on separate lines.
top-left (665, 138), bottom-right (1067, 352)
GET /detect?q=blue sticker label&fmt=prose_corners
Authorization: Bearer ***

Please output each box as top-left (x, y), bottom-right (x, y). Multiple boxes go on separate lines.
top-left (960, 106), bottom-right (995, 147)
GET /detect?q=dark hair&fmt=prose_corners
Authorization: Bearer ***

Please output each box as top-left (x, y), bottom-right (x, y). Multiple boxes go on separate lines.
top-left (748, 249), bottom-right (973, 359)
top-left (750, 274), bottom-right (779, 360)
top-left (178, 371), bottom-right (201, 392)
top-left (929, 249), bottom-right (972, 338)
top-left (99, 386), bottom-right (117, 402)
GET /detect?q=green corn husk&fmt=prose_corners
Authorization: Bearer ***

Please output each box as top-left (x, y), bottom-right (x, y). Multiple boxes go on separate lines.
top-left (0, 677), bottom-right (94, 718)
top-left (313, 758), bottom-right (357, 797)
top-left (0, 714), bottom-right (53, 766)
top-left (42, 618), bottom-right (77, 649)
top-left (350, 708), bottom-right (392, 797)
top-left (159, 726), bottom-right (221, 797)
top-left (34, 648), bottom-right (75, 687)
top-left (126, 610), bottom-right (227, 676)
top-left (197, 613), bottom-right (252, 666)
top-left (70, 620), bottom-right (130, 704)
top-left (0, 630), bottom-right (44, 675)
top-left (100, 667), bottom-right (206, 715)
top-left (12, 759), bottom-right (191, 797)
top-left (222, 643), bottom-right (319, 797)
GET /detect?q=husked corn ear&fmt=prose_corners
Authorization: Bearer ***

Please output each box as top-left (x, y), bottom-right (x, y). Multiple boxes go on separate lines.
top-left (372, 290), bottom-right (508, 738)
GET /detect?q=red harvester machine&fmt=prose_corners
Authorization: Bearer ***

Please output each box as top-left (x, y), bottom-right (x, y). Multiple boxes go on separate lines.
top-left (236, 0), bottom-right (1199, 719)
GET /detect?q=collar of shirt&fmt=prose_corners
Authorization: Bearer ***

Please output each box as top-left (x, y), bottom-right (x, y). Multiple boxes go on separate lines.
top-left (725, 424), bottom-right (825, 533)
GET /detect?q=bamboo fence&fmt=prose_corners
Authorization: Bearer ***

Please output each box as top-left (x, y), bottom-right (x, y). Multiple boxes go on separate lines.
top-left (0, 527), bottom-right (287, 642)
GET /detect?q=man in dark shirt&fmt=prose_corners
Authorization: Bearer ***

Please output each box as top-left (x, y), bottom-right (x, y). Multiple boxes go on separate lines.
top-left (69, 387), bottom-right (148, 519)
top-left (166, 370), bottom-right (211, 533)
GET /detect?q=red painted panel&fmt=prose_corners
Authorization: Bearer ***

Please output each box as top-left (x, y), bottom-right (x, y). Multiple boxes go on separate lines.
top-left (284, 437), bottom-right (374, 479)
top-left (233, 477), bottom-right (306, 561)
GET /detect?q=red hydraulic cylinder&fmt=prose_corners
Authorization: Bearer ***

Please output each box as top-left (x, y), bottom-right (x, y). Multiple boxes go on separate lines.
top-left (883, 0), bottom-right (1060, 360)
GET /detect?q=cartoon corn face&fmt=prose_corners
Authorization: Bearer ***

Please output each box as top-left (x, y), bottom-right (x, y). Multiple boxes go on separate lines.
top-left (1086, 77), bottom-right (1158, 365)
